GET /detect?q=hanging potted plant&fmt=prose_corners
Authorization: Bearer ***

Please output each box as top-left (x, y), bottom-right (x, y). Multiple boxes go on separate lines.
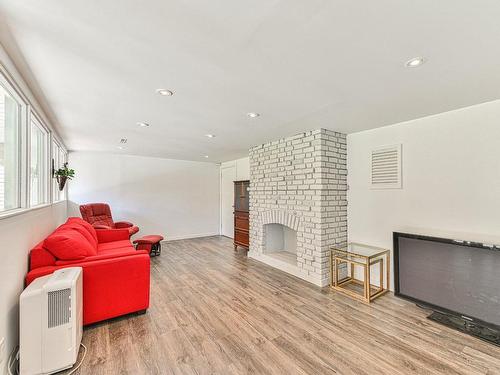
top-left (54, 163), bottom-right (75, 191)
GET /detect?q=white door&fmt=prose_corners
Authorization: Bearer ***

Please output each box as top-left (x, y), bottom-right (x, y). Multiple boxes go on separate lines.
top-left (220, 165), bottom-right (236, 238)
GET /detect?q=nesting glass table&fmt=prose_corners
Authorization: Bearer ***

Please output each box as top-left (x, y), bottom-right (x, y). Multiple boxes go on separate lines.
top-left (330, 242), bottom-right (390, 303)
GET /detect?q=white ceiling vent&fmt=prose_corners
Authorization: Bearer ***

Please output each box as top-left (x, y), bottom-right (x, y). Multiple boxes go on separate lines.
top-left (371, 144), bottom-right (402, 189)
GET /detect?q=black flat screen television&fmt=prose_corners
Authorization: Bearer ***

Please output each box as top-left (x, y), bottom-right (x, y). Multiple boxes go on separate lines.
top-left (393, 232), bottom-right (500, 345)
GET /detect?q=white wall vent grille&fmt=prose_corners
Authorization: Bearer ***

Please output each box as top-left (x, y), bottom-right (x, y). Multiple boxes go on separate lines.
top-left (47, 288), bottom-right (71, 328)
top-left (371, 144), bottom-right (402, 189)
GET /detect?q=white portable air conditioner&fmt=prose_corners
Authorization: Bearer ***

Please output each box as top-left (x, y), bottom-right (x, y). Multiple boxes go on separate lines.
top-left (20, 267), bottom-right (83, 375)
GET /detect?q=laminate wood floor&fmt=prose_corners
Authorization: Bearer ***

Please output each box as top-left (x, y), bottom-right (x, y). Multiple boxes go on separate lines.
top-left (68, 236), bottom-right (500, 375)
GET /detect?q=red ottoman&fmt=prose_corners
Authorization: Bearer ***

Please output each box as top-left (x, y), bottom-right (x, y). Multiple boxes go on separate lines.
top-left (133, 235), bottom-right (164, 256)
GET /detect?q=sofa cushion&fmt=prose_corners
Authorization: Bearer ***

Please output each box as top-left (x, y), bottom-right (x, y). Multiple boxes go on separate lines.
top-left (44, 229), bottom-right (94, 260)
top-left (55, 248), bottom-right (146, 266)
top-left (62, 223), bottom-right (98, 256)
top-left (67, 217), bottom-right (98, 244)
top-left (97, 240), bottom-right (133, 252)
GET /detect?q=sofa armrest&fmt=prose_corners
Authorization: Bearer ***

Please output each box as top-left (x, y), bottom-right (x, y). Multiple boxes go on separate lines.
top-left (96, 228), bottom-right (130, 243)
top-left (26, 266), bottom-right (57, 285)
top-left (115, 221), bottom-right (133, 228)
top-left (93, 224), bottom-right (112, 230)
top-left (78, 254), bottom-right (150, 324)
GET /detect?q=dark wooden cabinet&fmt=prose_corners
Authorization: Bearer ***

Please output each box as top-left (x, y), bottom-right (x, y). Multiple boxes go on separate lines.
top-left (234, 180), bottom-right (249, 250)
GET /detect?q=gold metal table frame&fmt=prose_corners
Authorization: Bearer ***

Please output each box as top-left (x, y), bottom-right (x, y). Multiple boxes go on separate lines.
top-left (330, 242), bottom-right (390, 303)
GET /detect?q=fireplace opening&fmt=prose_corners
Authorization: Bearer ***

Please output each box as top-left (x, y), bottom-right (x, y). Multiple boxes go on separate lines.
top-left (264, 223), bottom-right (297, 265)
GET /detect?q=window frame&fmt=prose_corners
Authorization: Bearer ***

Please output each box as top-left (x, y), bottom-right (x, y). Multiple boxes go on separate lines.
top-left (0, 68), bottom-right (27, 214)
top-left (29, 111), bottom-right (50, 207)
top-left (0, 62), bottom-right (67, 220)
top-left (51, 138), bottom-right (68, 203)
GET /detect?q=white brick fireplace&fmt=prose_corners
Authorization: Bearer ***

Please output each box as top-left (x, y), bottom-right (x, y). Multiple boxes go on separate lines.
top-left (248, 129), bottom-right (347, 287)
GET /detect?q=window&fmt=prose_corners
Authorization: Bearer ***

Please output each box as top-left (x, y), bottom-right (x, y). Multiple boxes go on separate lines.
top-left (30, 114), bottom-right (49, 206)
top-left (52, 140), bottom-right (67, 202)
top-left (0, 65), bottom-right (66, 218)
top-left (0, 81), bottom-right (21, 212)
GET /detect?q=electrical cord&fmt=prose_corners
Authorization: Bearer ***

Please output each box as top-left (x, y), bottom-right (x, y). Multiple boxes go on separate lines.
top-left (6, 343), bottom-right (86, 375)
top-left (7, 346), bottom-right (19, 375)
top-left (67, 343), bottom-right (87, 375)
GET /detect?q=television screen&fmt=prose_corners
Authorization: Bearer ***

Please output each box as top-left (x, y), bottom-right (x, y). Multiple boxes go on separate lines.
top-left (394, 233), bottom-right (500, 327)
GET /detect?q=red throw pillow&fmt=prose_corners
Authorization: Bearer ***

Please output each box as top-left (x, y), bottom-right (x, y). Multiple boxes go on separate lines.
top-left (67, 217), bottom-right (98, 244)
top-left (62, 223), bottom-right (98, 256)
top-left (44, 229), bottom-right (94, 260)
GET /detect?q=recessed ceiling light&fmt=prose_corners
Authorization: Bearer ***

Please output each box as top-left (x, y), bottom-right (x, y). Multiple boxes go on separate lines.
top-left (117, 146), bottom-right (124, 150)
top-left (247, 112), bottom-right (260, 118)
top-left (156, 89), bottom-right (174, 96)
top-left (137, 122), bottom-right (150, 127)
top-left (203, 155), bottom-right (209, 158)
top-left (205, 134), bottom-right (215, 138)
top-left (405, 57), bottom-right (425, 68)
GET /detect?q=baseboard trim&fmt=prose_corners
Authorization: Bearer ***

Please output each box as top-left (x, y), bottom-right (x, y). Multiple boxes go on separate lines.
top-left (248, 251), bottom-right (327, 287)
top-left (163, 232), bottom-right (220, 242)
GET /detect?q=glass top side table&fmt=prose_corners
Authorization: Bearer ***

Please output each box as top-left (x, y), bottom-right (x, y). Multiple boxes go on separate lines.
top-left (330, 242), bottom-right (390, 303)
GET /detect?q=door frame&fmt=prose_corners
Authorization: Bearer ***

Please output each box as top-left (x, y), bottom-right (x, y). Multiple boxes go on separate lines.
top-left (219, 162), bottom-right (237, 236)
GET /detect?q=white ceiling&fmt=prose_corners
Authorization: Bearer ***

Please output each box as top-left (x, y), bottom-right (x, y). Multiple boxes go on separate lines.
top-left (1, 1), bottom-right (500, 162)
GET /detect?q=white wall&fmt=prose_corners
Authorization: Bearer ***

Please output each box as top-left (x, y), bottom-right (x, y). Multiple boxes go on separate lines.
top-left (0, 44), bottom-right (68, 375)
top-left (220, 157), bottom-right (250, 181)
top-left (348, 99), bottom-right (500, 290)
top-left (0, 203), bottom-right (67, 374)
top-left (219, 157), bottom-right (249, 237)
top-left (68, 152), bottom-right (220, 240)
top-left (234, 157), bottom-right (250, 181)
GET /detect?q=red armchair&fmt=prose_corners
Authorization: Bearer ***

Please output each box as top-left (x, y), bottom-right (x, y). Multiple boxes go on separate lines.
top-left (79, 203), bottom-right (139, 237)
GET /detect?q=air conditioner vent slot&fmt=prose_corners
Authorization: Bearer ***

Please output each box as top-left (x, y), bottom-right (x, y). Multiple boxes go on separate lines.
top-left (371, 144), bottom-right (402, 189)
top-left (47, 288), bottom-right (71, 328)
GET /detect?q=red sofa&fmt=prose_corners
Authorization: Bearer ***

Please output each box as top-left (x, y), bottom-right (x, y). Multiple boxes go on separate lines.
top-left (26, 217), bottom-right (150, 325)
top-left (79, 203), bottom-right (139, 237)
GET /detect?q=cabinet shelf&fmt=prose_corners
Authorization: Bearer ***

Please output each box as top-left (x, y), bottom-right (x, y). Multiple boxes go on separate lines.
top-left (234, 180), bottom-right (249, 251)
